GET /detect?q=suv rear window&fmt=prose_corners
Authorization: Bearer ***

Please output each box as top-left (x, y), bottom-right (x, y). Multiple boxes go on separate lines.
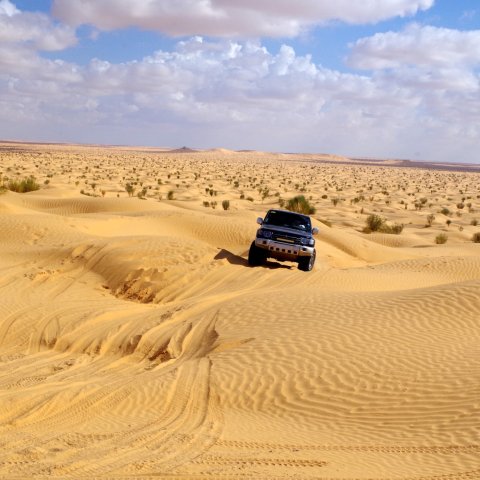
top-left (264, 210), bottom-right (312, 232)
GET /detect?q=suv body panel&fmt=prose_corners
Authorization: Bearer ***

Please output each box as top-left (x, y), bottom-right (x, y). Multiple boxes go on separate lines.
top-left (253, 209), bottom-right (317, 263)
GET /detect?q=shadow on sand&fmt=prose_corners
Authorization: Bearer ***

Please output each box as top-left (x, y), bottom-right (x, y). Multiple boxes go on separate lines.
top-left (214, 249), bottom-right (293, 270)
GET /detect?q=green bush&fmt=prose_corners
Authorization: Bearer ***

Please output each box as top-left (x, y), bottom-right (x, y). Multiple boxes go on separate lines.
top-left (7, 176), bottom-right (40, 193)
top-left (285, 195), bottom-right (316, 214)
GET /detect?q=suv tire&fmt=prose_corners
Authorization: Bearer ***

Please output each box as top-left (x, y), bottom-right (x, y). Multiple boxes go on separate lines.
top-left (298, 250), bottom-right (316, 271)
top-left (248, 241), bottom-right (266, 266)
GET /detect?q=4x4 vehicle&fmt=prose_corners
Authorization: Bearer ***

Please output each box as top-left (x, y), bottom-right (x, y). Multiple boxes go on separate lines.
top-left (248, 209), bottom-right (319, 271)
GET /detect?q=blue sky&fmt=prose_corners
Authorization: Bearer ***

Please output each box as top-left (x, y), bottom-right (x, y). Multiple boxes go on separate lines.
top-left (1, 0), bottom-right (480, 162)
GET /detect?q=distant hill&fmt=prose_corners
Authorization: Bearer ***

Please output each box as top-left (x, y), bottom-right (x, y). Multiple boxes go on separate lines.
top-left (167, 146), bottom-right (199, 153)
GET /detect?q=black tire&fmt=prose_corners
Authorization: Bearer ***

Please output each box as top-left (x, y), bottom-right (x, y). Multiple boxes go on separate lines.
top-left (298, 250), bottom-right (316, 271)
top-left (248, 241), bottom-right (265, 266)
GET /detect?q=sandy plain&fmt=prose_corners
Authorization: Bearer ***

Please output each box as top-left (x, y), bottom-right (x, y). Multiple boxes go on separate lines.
top-left (0, 142), bottom-right (479, 479)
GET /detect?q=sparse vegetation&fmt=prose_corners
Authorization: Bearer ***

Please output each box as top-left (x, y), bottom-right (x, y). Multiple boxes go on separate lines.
top-left (0, 143), bottom-right (478, 253)
top-left (285, 195), bottom-right (316, 215)
top-left (435, 233), bottom-right (448, 244)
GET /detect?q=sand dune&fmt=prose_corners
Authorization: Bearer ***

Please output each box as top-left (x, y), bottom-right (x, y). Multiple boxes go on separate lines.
top-left (0, 142), bottom-right (479, 478)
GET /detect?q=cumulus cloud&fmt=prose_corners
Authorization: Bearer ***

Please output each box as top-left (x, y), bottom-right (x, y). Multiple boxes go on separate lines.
top-left (52, 0), bottom-right (434, 37)
top-left (0, 0), bottom-right (76, 51)
top-left (348, 24), bottom-right (480, 69)
top-left (2, 31), bottom-right (479, 162)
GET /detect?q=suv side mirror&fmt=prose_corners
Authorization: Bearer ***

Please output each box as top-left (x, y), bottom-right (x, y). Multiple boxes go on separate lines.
top-left (256, 217), bottom-right (263, 225)
top-left (312, 227), bottom-right (319, 235)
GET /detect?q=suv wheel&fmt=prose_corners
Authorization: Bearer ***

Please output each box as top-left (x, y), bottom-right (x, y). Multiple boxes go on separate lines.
top-left (248, 241), bottom-right (266, 266)
top-left (298, 250), bottom-right (316, 271)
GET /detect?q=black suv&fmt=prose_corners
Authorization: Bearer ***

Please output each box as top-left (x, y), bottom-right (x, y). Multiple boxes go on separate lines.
top-left (248, 209), bottom-right (318, 271)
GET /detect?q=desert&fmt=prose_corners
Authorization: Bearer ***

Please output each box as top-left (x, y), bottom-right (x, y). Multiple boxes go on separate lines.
top-left (0, 141), bottom-right (479, 479)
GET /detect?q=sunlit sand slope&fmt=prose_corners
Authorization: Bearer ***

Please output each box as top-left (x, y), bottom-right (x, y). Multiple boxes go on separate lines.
top-left (0, 145), bottom-right (479, 479)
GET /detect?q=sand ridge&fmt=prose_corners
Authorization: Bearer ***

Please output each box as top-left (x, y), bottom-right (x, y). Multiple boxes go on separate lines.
top-left (0, 142), bottom-right (479, 478)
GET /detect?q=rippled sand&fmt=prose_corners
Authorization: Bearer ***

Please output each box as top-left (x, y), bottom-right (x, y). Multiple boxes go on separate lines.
top-left (0, 142), bottom-right (479, 479)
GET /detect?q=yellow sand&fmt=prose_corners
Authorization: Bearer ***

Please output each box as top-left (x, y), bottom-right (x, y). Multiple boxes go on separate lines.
top-left (0, 142), bottom-right (479, 479)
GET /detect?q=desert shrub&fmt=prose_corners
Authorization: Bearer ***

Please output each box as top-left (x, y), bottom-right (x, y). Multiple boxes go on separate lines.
top-left (440, 207), bottom-right (450, 216)
top-left (384, 223), bottom-right (404, 234)
top-left (435, 233), bottom-right (448, 244)
top-left (471, 219), bottom-right (478, 226)
top-left (7, 176), bottom-right (40, 193)
top-left (472, 232), bottom-right (480, 243)
top-left (125, 183), bottom-right (135, 197)
top-left (365, 214), bottom-right (385, 232)
top-left (364, 214), bottom-right (403, 234)
top-left (167, 190), bottom-right (174, 200)
top-left (222, 200), bottom-right (230, 211)
top-left (203, 201), bottom-right (210, 207)
top-left (426, 214), bottom-right (435, 227)
top-left (285, 195), bottom-right (316, 214)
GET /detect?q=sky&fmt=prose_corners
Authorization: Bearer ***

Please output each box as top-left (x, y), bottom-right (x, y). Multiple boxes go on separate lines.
top-left (1, 1), bottom-right (479, 163)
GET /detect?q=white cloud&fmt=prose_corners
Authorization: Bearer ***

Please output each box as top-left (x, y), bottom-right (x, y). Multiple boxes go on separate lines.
top-left (52, 0), bottom-right (434, 37)
top-left (0, 0), bottom-right (18, 17)
top-left (2, 32), bottom-right (479, 162)
top-left (348, 24), bottom-right (480, 69)
top-left (0, 1), bottom-right (76, 51)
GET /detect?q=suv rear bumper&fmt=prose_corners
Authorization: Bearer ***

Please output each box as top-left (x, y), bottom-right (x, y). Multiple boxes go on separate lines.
top-left (255, 238), bottom-right (314, 260)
